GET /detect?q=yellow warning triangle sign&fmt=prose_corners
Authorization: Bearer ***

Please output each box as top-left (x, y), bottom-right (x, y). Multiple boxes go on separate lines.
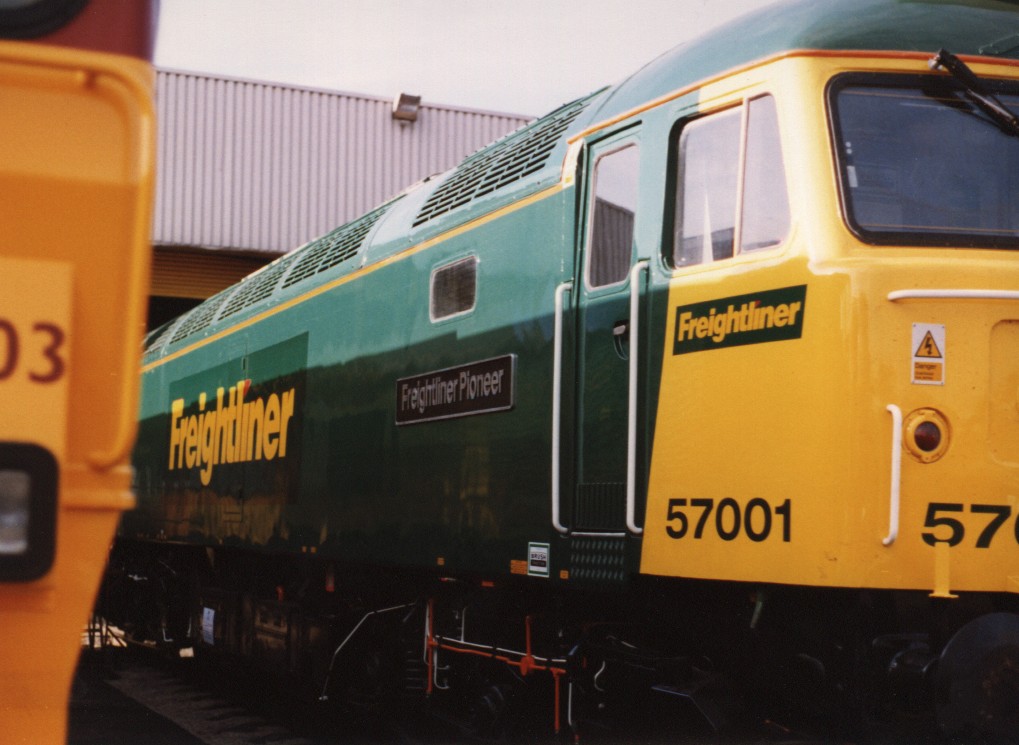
top-left (915, 331), bottom-right (943, 358)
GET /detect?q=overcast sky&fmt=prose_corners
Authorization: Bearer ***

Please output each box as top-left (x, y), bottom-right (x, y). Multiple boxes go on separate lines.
top-left (154, 0), bottom-right (785, 117)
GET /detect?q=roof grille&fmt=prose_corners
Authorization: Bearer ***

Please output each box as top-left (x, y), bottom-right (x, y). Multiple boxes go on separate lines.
top-left (167, 287), bottom-right (236, 345)
top-left (413, 96), bottom-right (591, 227)
top-left (154, 197), bottom-right (404, 349)
top-left (143, 320), bottom-right (177, 354)
top-left (281, 200), bottom-right (395, 289)
top-left (217, 256), bottom-right (296, 321)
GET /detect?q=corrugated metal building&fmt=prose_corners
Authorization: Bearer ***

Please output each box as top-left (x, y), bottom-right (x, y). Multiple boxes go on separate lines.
top-left (150, 68), bottom-right (530, 327)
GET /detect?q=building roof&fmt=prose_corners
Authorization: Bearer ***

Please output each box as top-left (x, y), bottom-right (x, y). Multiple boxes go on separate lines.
top-left (152, 68), bottom-right (531, 256)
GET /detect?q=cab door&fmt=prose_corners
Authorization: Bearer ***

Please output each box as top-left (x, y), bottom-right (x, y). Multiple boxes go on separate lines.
top-left (572, 133), bottom-right (646, 534)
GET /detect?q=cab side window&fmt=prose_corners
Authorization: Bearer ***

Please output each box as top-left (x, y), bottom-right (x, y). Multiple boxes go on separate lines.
top-left (671, 95), bottom-right (789, 267)
top-left (588, 143), bottom-right (639, 288)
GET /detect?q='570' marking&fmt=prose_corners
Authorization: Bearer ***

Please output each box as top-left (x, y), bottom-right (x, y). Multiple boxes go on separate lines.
top-left (923, 502), bottom-right (1019, 548)
top-left (665, 498), bottom-right (791, 543)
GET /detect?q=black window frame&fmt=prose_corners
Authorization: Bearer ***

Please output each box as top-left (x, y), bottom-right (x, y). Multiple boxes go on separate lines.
top-left (827, 71), bottom-right (1019, 249)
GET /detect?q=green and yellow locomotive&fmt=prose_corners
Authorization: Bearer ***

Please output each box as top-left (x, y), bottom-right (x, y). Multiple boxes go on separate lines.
top-left (110, 0), bottom-right (1019, 739)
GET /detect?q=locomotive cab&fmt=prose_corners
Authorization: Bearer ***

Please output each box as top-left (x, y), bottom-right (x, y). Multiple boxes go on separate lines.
top-left (637, 45), bottom-right (1019, 740)
top-left (642, 52), bottom-right (1019, 595)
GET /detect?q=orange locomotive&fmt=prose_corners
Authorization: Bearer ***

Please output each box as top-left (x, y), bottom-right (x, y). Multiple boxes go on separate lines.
top-left (0, 1), bottom-right (155, 741)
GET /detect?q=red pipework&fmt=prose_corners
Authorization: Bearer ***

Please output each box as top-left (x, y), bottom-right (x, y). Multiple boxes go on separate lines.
top-left (427, 605), bottom-right (567, 733)
top-left (552, 668), bottom-right (563, 734)
top-left (425, 598), bottom-right (436, 695)
top-left (520, 614), bottom-right (537, 676)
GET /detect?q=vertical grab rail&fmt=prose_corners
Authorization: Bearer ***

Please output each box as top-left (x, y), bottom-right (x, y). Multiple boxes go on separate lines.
top-left (883, 404), bottom-right (903, 546)
top-left (626, 261), bottom-right (649, 535)
top-left (552, 281), bottom-right (573, 534)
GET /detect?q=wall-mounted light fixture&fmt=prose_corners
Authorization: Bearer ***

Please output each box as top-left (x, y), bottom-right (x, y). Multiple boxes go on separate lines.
top-left (392, 92), bottom-right (421, 123)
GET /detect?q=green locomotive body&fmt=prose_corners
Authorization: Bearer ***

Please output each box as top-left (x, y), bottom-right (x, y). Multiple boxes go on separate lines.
top-left (112, 1), bottom-right (1019, 738)
top-left (131, 94), bottom-right (601, 577)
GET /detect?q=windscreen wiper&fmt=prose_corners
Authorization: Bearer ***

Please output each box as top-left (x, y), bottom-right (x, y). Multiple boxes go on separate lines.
top-left (929, 48), bottom-right (1019, 137)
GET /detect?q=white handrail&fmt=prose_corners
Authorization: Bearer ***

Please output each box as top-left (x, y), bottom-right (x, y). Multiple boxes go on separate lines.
top-left (318, 603), bottom-right (414, 700)
top-left (883, 404), bottom-right (903, 546)
top-left (888, 289), bottom-right (1019, 302)
top-left (626, 261), bottom-right (649, 535)
top-left (551, 281), bottom-right (573, 534)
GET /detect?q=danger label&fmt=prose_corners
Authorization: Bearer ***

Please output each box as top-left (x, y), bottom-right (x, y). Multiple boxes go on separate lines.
top-left (912, 323), bottom-right (945, 385)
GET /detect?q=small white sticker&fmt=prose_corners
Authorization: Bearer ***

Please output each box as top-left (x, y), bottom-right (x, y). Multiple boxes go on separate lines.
top-left (528, 542), bottom-right (550, 578)
top-left (911, 323), bottom-right (945, 385)
top-left (201, 607), bottom-right (215, 645)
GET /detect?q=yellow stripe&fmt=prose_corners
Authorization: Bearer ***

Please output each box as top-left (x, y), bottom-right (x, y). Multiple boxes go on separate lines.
top-left (143, 182), bottom-right (565, 373)
top-left (568, 48), bottom-right (992, 143)
top-left (566, 51), bottom-right (800, 143)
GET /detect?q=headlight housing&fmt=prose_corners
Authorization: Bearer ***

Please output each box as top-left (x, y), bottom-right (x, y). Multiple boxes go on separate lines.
top-left (0, 443), bottom-right (57, 581)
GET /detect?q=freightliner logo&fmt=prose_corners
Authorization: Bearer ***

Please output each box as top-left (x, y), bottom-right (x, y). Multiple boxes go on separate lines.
top-left (168, 379), bottom-right (297, 486)
top-left (673, 285), bottom-right (807, 355)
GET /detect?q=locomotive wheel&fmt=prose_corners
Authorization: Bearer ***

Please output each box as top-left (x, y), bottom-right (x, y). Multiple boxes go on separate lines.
top-left (465, 682), bottom-right (513, 739)
top-left (339, 631), bottom-right (403, 710)
top-left (936, 612), bottom-right (1019, 741)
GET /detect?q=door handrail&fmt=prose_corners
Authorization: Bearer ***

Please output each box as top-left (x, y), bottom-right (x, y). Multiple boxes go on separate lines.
top-left (552, 281), bottom-right (573, 534)
top-left (883, 404), bottom-right (903, 546)
top-left (888, 289), bottom-right (1019, 302)
top-left (626, 261), bottom-right (649, 535)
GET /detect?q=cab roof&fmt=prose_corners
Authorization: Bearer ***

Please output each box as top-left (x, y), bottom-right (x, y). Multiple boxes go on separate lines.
top-left (596, 0), bottom-right (1019, 120)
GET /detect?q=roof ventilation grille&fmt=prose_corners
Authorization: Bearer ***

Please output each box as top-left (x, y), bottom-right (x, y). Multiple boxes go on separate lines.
top-left (166, 287), bottom-right (236, 345)
top-left (282, 199), bottom-right (396, 289)
top-left (413, 95), bottom-right (592, 227)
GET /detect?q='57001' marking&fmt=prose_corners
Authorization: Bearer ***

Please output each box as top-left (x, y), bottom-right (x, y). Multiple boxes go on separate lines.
top-left (665, 498), bottom-right (791, 543)
top-left (923, 502), bottom-right (1019, 548)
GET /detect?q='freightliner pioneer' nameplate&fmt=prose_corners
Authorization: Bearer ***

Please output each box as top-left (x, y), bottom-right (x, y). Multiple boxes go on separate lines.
top-left (395, 355), bottom-right (515, 425)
